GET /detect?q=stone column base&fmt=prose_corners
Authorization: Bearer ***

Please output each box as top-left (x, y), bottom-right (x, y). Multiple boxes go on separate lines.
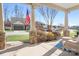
top-left (0, 31), bottom-right (5, 50)
top-left (63, 30), bottom-right (70, 37)
top-left (29, 30), bottom-right (38, 44)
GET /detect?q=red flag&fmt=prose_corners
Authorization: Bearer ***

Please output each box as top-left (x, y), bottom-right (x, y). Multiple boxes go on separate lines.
top-left (25, 9), bottom-right (30, 25)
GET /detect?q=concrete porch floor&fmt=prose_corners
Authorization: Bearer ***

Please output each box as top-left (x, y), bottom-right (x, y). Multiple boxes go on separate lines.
top-left (0, 40), bottom-right (78, 56)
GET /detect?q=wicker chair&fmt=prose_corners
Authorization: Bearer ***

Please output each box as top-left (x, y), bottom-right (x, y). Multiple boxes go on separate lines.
top-left (63, 36), bottom-right (79, 54)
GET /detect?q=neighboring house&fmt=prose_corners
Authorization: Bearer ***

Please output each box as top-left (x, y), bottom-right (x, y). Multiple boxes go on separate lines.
top-left (11, 17), bottom-right (26, 30)
top-left (4, 17), bottom-right (30, 30)
top-left (11, 17), bottom-right (30, 30)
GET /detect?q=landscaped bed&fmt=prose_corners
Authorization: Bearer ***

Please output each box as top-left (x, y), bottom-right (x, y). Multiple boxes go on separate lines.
top-left (6, 34), bottom-right (29, 42)
top-left (6, 30), bottom-right (77, 43)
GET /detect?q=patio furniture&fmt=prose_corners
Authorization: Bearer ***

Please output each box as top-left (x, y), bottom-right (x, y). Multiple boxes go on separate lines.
top-left (62, 37), bottom-right (72, 41)
top-left (63, 36), bottom-right (79, 54)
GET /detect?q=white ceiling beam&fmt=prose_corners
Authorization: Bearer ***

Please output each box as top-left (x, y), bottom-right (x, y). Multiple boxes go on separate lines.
top-left (68, 4), bottom-right (79, 12)
top-left (27, 3), bottom-right (79, 12)
top-left (28, 3), bottom-right (66, 12)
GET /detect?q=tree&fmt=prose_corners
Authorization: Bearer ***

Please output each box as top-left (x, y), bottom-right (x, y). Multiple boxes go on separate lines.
top-left (18, 7), bottom-right (24, 18)
top-left (14, 5), bottom-right (18, 17)
top-left (4, 6), bottom-right (9, 22)
top-left (14, 4), bottom-right (24, 18)
top-left (38, 7), bottom-right (58, 31)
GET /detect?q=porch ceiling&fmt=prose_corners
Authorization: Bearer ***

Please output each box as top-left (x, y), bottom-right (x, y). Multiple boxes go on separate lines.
top-left (55, 3), bottom-right (79, 12)
top-left (29, 3), bottom-right (79, 12)
top-left (55, 3), bottom-right (79, 9)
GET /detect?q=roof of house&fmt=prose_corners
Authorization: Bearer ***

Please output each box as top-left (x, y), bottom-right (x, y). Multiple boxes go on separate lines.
top-left (11, 17), bottom-right (26, 24)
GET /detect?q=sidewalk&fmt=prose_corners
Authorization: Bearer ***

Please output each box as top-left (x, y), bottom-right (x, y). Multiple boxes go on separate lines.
top-left (5, 31), bottom-right (29, 36)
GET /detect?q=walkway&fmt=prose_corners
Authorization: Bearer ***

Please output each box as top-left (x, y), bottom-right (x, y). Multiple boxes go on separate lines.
top-left (0, 40), bottom-right (78, 56)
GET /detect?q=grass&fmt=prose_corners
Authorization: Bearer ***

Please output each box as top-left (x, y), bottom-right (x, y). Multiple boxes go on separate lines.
top-left (70, 30), bottom-right (77, 37)
top-left (61, 30), bottom-right (77, 37)
top-left (5, 29), bottom-right (13, 31)
top-left (6, 34), bottom-right (29, 42)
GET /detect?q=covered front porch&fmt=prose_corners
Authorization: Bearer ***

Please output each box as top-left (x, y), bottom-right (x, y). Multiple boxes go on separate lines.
top-left (0, 3), bottom-right (79, 56)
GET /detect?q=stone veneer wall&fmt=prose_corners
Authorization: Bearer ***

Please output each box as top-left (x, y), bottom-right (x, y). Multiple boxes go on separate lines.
top-left (0, 31), bottom-right (5, 50)
top-left (29, 30), bottom-right (37, 44)
top-left (29, 30), bottom-right (61, 44)
top-left (63, 29), bottom-right (70, 36)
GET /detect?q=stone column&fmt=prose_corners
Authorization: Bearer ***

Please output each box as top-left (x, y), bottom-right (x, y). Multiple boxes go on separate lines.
top-left (29, 4), bottom-right (37, 44)
top-left (0, 3), bottom-right (6, 50)
top-left (0, 3), bottom-right (4, 31)
top-left (30, 4), bottom-right (36, 31)
top-left (63, 11), bottom-right (69, 36)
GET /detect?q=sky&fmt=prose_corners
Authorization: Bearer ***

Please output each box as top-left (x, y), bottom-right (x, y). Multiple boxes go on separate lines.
top-left (3, 3), bottom-right (79, 26)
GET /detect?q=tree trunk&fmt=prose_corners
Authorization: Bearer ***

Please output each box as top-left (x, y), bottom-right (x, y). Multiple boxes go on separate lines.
top-left (47, 25), bottom-right (52, 32)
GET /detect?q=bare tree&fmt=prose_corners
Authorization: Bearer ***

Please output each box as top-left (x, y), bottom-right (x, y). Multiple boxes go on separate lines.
top-left (19, 7), bottom-right (24, 18)
top-left (38, 7), bottom-right (58, 31)
top-left (14, 4), bottom-right (24, 18)
top-left (14, 5), bottom-right (19, 17)
top-left (38, 7), bottom-right (49, 25)
top-left (4, 6), bottom-right (9, 22)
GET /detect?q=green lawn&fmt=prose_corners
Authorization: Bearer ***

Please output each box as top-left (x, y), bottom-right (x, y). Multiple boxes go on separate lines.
top-left (70, 31), bottom-right (77, 37)
top-left (61, 30), bottom-right (77, 37)
top-left (6, 35), bottom-right (29, 42)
